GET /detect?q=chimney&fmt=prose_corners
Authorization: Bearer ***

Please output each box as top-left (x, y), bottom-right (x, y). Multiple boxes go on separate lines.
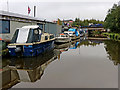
top-left (34, 6), bottom-right (36, 17)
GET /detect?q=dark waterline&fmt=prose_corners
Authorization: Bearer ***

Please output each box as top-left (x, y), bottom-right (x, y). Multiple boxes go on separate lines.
top-left (1, 39), bottom-right (119, 88)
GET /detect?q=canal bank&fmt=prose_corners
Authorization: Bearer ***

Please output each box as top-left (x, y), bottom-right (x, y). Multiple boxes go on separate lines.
top-left (102, 33), bottom-right (120, 42)
top-left (1, 39), bottom-right (119, 89)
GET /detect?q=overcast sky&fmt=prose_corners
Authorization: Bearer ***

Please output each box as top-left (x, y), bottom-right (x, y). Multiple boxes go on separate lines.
top-left (0, 0), bottom-right (120, 21)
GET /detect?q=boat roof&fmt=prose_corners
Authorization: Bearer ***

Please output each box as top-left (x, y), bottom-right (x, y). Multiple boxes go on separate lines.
top-left (0, 11), bottom-right (56, 24)
top-left (22, 25), bottom-right (39, 29)
top-left (64, 31), bottom-right (74, 33)
top-left (68, 28), bottom-right (76, 32)
top-left (43, 33), bottom-right (53, 36)
top-left (60, 33), bottom-right (65, 35)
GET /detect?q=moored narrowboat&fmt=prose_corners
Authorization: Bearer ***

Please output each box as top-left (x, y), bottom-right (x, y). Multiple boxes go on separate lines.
top-left (55, 33), bottom-right (71, 43)
top-left (64, 28), bottom-right (80, 40)
top-left (8, 25), bottom-right (55, 57)
top-left (64, 31), bottom-right (76, 40)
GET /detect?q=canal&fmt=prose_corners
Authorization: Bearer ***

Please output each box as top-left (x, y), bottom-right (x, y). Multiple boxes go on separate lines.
top-left (1, 38), bottom-right (119, 88)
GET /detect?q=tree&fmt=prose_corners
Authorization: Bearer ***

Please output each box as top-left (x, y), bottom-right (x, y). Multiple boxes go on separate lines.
top-left (72, 18), bottom-right (104, 27)
top-left (57, 18), bottom-right (62, 25)
top-left (104, 4), bottom-right (120, 33)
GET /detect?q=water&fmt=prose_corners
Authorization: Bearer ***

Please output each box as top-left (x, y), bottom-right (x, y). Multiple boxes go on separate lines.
top-left (1, 39), bottom-right (119, 89)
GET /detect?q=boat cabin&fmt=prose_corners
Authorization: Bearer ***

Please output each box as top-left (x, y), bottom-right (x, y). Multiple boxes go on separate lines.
top-left (11, 25), bottom-right (42, 43)
top-left (11, 25), bottom-right (54, 44)
top-left (64, 31), bottom-right (75, 36)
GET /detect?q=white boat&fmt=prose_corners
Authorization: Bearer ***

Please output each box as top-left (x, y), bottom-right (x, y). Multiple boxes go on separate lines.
top-left (64, 31), bottom-right (76, 40)
top-left (55, 33), bottom-right (71, 43)
top-left (8, 25), bottom-right (55, 57)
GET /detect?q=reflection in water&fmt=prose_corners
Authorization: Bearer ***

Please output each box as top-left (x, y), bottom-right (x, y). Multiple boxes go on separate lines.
top-left (104, 40), bottom-right (120, 65)
top-left (1, 50), bottom-right (58, 89)
top-left (55, 39), bottom-right (103, 60)
top-left (55, 42), bottom-right (70, 52)
top-left (70, 40), bottom-right (80, 49)
top-left (79, 39), bottom-right (102, 47)
top-left (54, 41), bottom-right (71, 60)
top-left (1, 60), bottom-right (19, 89)
top-left (1, 38), bottom-right (119, 89)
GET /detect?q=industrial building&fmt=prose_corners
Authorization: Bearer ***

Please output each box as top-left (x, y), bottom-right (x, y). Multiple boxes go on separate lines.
top-left (0, 11), bottom-right (62, 42)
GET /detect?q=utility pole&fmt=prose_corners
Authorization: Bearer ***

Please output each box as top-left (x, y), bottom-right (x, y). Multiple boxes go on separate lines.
top-left (7, 0), bottom-right (9, 12)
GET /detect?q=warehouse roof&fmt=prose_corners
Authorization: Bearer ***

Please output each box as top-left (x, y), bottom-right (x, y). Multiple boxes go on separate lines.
top-left (0, 10), bottom-right (55, 24)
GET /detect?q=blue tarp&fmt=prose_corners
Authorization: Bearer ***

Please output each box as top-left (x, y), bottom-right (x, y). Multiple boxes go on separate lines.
top-left (70, 42), bottom-right (79, 49)
top-left (89, 24), bottom-right (103, 28)
top-left (68, 28), bottom-right (79, 36)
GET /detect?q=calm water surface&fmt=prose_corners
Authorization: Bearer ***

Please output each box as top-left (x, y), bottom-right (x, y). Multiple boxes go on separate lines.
top-left (2, 39), bottom-right (119, 88)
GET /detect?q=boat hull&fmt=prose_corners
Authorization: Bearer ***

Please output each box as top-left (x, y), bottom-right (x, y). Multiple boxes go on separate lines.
top-left (70, 36), bottom-right (80, 40)
top-left (55, 38), bottom-right (70, 43)
top-left (8, 40), bottom-right (54, 57)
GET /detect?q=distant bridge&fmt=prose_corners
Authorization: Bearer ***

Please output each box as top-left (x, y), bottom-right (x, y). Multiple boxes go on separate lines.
top-left (81, 27), bottom-right (105, 31)
top-left (81, 27), bottom-right (106, 37)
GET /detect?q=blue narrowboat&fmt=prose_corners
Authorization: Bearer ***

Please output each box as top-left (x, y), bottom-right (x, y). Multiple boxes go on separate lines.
top-left (8, 25), bottom-right (55, 57)
top-left (64, 28), bottom-right (80, 40)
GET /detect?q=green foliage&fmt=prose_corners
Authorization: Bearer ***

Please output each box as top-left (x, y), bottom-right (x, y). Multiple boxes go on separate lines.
top-left (104, 40), bottom-right (120, 65)
top-left (78, 40), bottom-right (100, 47)
top-left (92, 30), bottom-right (101, 37)
top-left (72, 18), bottom-right (104, 27)
top-left (102, 32), bottom-right (120, 41)
top-left (57, 18), bottom-right (62, 25)
top-left (104, 4), bottom-right (120, 33)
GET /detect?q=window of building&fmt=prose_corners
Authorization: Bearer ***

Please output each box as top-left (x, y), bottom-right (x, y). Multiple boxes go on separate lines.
top-left (0, 20), bottom-right (10, 34)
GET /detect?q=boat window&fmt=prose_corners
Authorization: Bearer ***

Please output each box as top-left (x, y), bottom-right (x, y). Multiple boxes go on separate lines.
top-left (45, 36), bottom-right (48, 40)
top-left (34, 30), bottom-right (39, 34)
top-left (27, 29), bottom-right (41, 43)
top-left (56, 34), bottom-right (60, 37)
top-left (61, 35), bottom-right (66, 37)
top-left (11, 29), bottom-right (19, 43)
top-left (26, 29), bottom-right (33, 43)
top-left (66, 34), bottom-right (69, 37)
top-left (33, 29), bottom-right (40, 42)
top-left (64, 33), bottom-right (69, 35)
top-left (50, 35), bottom-right (54, 39)
top-left (39, 30), bottom-right (42, 34)
top-left (16, 28), bottom-right (29, 43)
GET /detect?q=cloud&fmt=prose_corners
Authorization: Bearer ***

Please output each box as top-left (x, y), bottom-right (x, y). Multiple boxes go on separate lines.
top-left (1, 1), bottom-right (119, 21)
top-left (36, 2), bottom-right (115, 21)
top-left (1, 0), bottom-right (119, 2)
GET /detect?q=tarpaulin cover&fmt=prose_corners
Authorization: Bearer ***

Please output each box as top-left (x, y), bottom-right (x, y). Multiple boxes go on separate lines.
top-left (68, 28), bottom-right (79, 36)
top-left (16, 28), bottom-right (29, 43)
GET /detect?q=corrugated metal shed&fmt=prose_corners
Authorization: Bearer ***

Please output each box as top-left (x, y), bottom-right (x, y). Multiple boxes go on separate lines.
top-left (0, 10), bottom-right (62, 41)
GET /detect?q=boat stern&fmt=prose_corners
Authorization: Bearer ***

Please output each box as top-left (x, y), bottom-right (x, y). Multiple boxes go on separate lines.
top-left (8, 44), bottom-right (34, 57)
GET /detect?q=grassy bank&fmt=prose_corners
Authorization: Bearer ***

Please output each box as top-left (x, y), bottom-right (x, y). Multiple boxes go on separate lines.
top-left (102, 33), bottom-right (120, 41)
